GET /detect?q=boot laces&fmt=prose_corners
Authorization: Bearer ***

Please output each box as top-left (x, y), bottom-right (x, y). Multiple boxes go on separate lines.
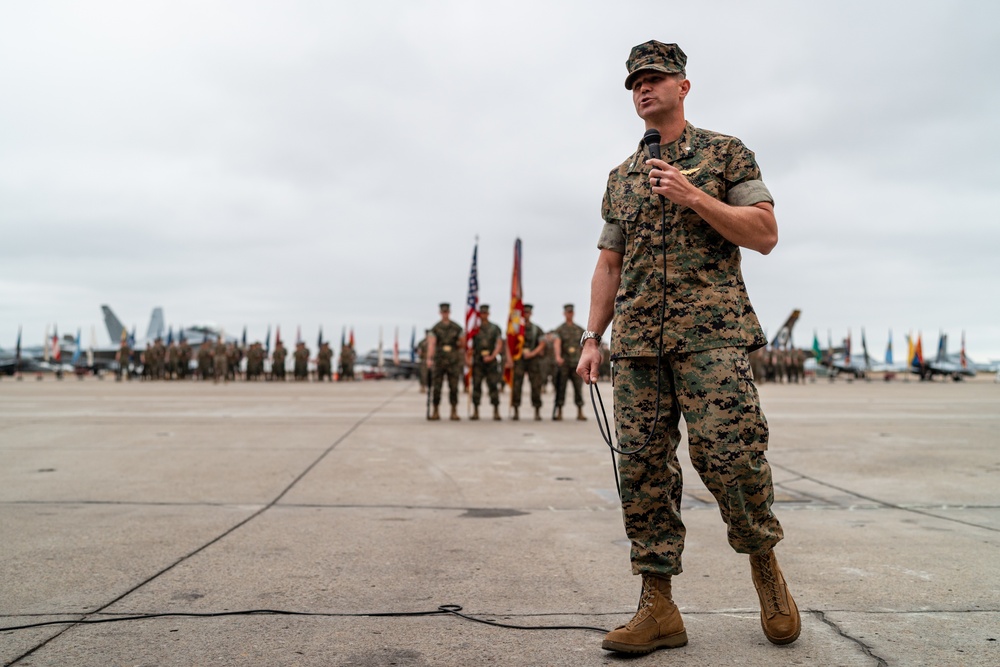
top-left (754, 555), bottom-right (783, 613)
top-left (623, 578), bottom-right (659, 629)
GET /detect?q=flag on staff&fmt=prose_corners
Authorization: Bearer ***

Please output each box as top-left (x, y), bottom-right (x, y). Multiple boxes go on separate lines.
top-left (861, 328), bottom-right (870, 368)
top-left (296, 325), bottom-right (302, 345)
top-left (377, 326), bottom-right (384, 372)
top-left (166, 327), bottom-right (173, 346)
top-left (911, 333), bottom-right (924, 368)
top-left (885, 329), bottom-right (893, 365)
top-left (504, 238), bottom-right (525, 387)
top-left (317, 326), bottom-right (323, 348)
top-left (242, 326), bottom-right (247, 347)
top-left (349, 328), bottom-right (355, 349)
top-left (410, 326), bottom-right (416, 363)
top-left (811, 331), bottom-right (821, 362)
top-left (464, 241), bottom-right (481, 388)
top-left (265, 325), bottom-right (271, 354)
top-left (393, 327), bottom-right (400, 366)
top-left (341, 326), bottom-right (346, 350)
top-left (52, 325), bottom-right (62, 363)
top-left (15, 325), bottom-right (22, 363)
top-left (72, 328), bottom-right (82, 365)
top-left (43, 324), bottom-right (50, 362)
top-left (960, 331), bottom-right (968, 369)
top-left (843, 329), bottom-right (851, 366)
top-left (275, 325), bottom-right (282, 347)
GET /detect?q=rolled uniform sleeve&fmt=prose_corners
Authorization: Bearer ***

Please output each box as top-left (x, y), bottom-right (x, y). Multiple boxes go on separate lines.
top-left (723, 140), bottom-right (774, 208)
top-left (727, 180), bottom-right (773, 207)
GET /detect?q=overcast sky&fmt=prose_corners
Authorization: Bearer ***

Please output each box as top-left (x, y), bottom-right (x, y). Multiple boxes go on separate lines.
top-left (2, 0), bottom-right (998, 362)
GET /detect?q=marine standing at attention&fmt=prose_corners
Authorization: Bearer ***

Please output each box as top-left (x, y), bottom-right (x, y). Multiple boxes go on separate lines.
top-left (426, 302), bottom-right (465, 421)
top-left (576, 41), bottom-right (799, 655)
top-left (271, 340), bottom-right (287, 381)
top-left (552, 303), bottom-right (587, 421)
top-left (468, 304), bottom-right (504, 421)
top-left (507, 304), bottom-right (546, 421)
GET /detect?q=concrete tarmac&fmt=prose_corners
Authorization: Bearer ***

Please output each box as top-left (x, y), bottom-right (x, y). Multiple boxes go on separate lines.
top-left (1, 376), bottom-right (998, 666)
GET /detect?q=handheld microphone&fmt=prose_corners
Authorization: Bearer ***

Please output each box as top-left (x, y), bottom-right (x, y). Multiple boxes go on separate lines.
top-left (643, 128), bottom-right (661, 160)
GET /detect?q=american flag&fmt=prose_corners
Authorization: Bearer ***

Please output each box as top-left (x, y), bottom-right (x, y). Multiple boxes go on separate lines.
top-left (465, 242), bottom-right (481, 349)
top-left (464, 242), bottom-right (480, 388)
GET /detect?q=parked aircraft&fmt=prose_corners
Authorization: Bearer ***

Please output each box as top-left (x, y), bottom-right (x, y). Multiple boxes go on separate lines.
top-left (101, 305), bottom-right (237, 349)
top-left (815, 328), bottom-right (877, 379)
top-left (357, 348), bottom-right (420, 379)
top-left (768, 309), bottom-right (801, 349)
top-left (911, 332), bottom-right (976, 381)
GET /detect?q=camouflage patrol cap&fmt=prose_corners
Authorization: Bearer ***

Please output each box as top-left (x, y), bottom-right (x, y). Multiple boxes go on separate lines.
top-left (523, 304), bottom-right (533, 312)
top-left (439, 302), bottom-right (450, 311)
top-left (624, 41), bottom-right (687, 89)
top-left (563, 303), bottom-right (574, 311)
top-left (479, 304), bottom-right (490, 313)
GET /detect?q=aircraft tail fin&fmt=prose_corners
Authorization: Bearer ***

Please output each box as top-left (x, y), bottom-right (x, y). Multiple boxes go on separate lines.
top-left (936, 333), bottom-right (948, 363)
top-left (769, 309), bottom-right (801, 349)
top-left (146, 308), bottom-right (165, 341)
top-left (101, 305), bottom-right (126, 345)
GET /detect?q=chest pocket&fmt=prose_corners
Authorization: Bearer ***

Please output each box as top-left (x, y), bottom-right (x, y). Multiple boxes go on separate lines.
top-left (685, 165), bottom-right (725, 200)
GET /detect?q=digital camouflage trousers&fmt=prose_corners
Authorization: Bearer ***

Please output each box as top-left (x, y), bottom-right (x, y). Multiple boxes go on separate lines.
top-left (613, 348), bottom-right (783, 576)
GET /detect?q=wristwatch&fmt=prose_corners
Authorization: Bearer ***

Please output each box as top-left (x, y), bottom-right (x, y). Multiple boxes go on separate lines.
top-left (580, 331), bottom-right (602, 346)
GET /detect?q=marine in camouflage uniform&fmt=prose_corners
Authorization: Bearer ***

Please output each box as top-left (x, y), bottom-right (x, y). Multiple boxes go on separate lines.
top-left (197, 342), bottom-right (213, 380)
top-left (427, 303), bottom-right (465, 421)
top-left (552, 303), bottom-right (587, 421)
top-left (339, 344), bottom-right (355, 381)
top-left (316, 342), bottom-right (333, 381)
top-left (577, 41), bottom-right (798, 654)
top-left (508, 304), bottom-right (546, 421)
top-left (213, 340), bottom-right (228, 384)
top-left (469, 304), bottom-right (503, 421)
top-left (115, 337), bottom-right (131, 381)
top-left (293, 341), bottom-right (310, 381)
top-left (176, 339), bottom-right (192, 380)
top-left (271, 341), bottom-right (287, 381)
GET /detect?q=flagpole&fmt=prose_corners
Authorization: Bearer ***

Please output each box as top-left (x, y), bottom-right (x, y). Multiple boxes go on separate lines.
top-left (504, 238), bottom-right (525, 417)
top-left (465, 238), bottom-right (480, 417)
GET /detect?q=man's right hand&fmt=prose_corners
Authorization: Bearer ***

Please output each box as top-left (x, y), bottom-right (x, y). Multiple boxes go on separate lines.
top-left (576, 343), bottom-right (602, 384)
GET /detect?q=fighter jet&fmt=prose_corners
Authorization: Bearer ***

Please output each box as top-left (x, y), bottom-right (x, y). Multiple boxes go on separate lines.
top-left (814, 328), bottom-right (877, 379)
top-left (101, 305), bottom-right (237, 349)
top-left (911, 332), bottom-right (976, 381)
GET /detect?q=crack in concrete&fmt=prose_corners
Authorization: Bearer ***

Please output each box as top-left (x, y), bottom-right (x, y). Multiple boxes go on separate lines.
top-left (815, 609), bottom-right (889, 667)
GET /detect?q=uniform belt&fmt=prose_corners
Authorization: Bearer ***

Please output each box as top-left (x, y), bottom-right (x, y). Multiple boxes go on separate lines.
top-left (567, 347), bottom-right (577, 354)
top-left (480, 350), bottom-right (489, 356)
top-left (442, 345), bottom-right (453, 352)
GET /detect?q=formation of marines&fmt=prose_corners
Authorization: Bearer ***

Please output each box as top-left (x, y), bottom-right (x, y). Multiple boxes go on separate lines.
top-left (424, 301), bottom-right (612, 422)
top-left (111, 336), bottom-right (357, 383)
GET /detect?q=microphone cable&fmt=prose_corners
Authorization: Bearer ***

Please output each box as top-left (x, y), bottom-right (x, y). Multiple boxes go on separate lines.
top-left (589, 128), bottom-right (672, 500)
top-left (0, 604), bottom-right (610, 635)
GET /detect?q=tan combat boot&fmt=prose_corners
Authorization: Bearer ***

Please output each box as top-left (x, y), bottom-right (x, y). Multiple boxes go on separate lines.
top-left (492, 405), bottom-right (501, 421)
top-left (750, 549), bottom-right (800, 645)
top-left (470, 405), bottom-right (480, 421)
top-left (577, 406), bottom-right (587, 421)
top-left (602, 574), bottom-right (687, 654)
top-left (553, 406), bottom-right (562, 421)
top-left (429, 406), bottom-right (440, 421)
top-left (449, 405), bottom-right (460, 421)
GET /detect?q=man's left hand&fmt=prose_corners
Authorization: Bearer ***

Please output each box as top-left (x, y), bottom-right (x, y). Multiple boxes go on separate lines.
top-left (647, 158), bottom-right (702, 209)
